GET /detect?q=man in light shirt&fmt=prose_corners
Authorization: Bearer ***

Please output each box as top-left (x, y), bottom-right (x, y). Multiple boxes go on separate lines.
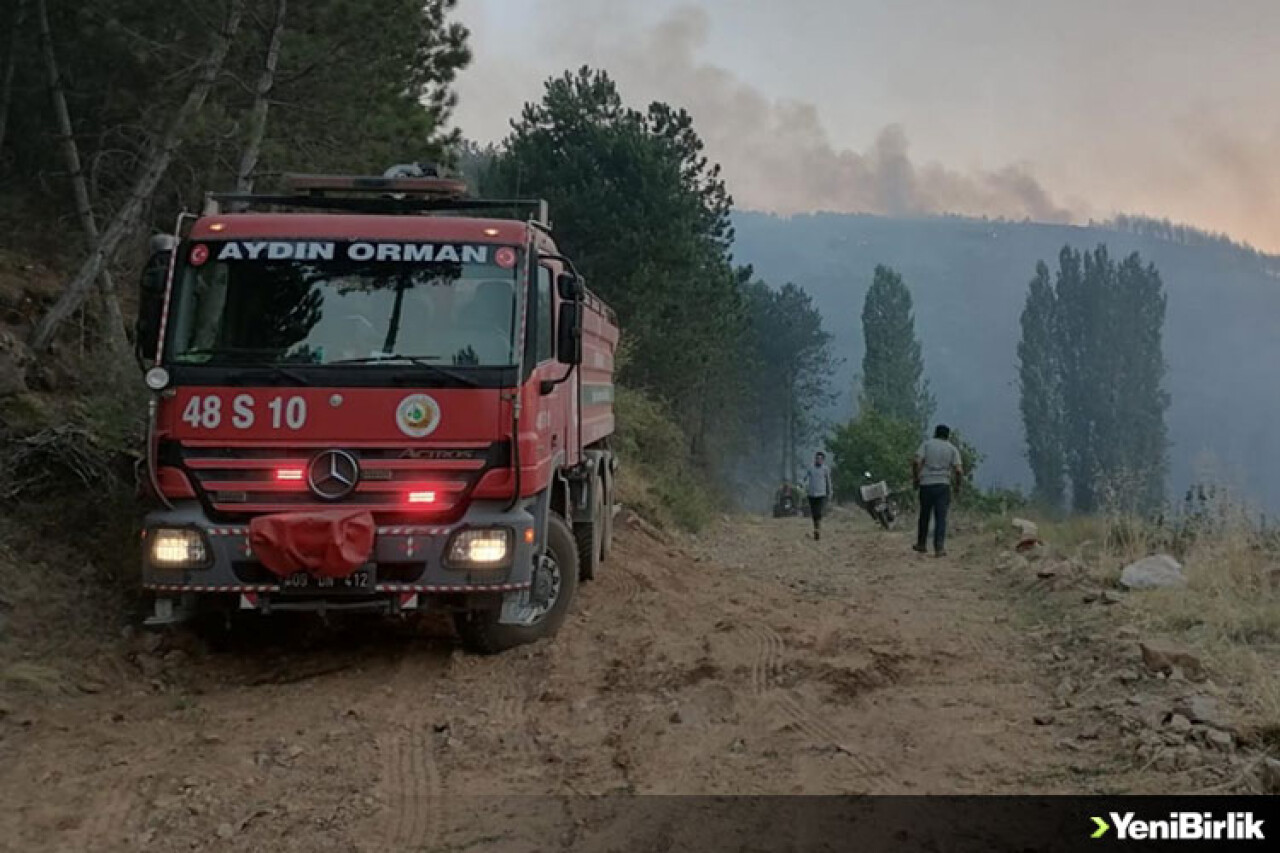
top-left (911, 424), bottom-right (964, 557)
top-left (805, 451), bottom-right (834, 540)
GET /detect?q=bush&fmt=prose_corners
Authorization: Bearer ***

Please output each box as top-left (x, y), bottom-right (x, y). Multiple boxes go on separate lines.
top-left (614, 385), bottom-right (718, 531)
top-left (826, 408), bottom-right (919, 500)
top-left (827, 408), bottom-right (1011, 513)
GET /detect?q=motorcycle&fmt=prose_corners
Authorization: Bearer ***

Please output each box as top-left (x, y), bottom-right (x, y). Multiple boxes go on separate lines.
top-left (856, 472), bottom-right (899, 530)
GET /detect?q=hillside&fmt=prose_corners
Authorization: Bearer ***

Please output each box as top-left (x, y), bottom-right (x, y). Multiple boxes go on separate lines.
top-left (732, 212), bottom-right (1280, 511)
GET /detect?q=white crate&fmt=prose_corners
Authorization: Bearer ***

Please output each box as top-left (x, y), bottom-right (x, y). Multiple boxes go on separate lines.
top-left (860, 481), bottom-right (889, 502)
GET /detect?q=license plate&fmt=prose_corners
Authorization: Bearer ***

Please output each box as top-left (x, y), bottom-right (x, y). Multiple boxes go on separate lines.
top-left (280, 567), bottom-right (375, 594)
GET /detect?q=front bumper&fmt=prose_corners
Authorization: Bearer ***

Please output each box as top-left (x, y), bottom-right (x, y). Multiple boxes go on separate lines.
top-left (141, 501), bottom-right (535, 612)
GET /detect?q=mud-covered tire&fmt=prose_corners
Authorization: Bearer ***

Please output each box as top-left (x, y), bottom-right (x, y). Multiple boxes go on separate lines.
top-left (575, 477), bottom-right (602, 581)
top-left (454, 514), bottom-right (579, 655)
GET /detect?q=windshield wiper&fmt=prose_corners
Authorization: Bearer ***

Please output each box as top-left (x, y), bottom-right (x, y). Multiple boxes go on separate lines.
top-left (328, 354), bottom-right (441, 366)
top-left (327, 354), bottom-right (483, 387)
top-left (176, 346), bottom-right (287, 360)
top-left (175, 347), bottom-right (313, 385)
top-left (226, 365), bottom-right (312, 386)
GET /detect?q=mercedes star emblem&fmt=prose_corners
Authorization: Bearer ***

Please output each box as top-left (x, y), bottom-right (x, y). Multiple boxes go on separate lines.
top-left (307, 449), bottom-right (360, 500)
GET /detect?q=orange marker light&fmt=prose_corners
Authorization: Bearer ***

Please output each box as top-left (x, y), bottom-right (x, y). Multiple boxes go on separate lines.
top-left (208, 222), bottom-right (226, 231)
top-left (523, 528), bottom-right (535, 544)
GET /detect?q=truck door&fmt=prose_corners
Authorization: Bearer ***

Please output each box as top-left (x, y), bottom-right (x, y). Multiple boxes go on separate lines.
top-left (532, 262), bottom-right (573, 464)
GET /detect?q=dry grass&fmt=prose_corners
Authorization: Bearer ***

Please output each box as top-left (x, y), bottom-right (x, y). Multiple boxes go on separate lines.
top-left (1041, 498), bottom-right (1280, 734)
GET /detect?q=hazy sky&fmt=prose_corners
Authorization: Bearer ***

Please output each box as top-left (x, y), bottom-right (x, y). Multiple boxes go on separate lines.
top-left (452, 0), bottom-right (1280, 251)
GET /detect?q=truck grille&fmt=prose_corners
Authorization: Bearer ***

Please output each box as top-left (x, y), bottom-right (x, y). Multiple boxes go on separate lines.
top-left (177, 444), bottom-right (501, 517)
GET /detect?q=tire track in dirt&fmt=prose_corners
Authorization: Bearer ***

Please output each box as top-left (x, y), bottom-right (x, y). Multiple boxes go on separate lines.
top-left (67, 768), bottom-right (148, 851)
top-left (607, 564), bottom-right (645, 605)
top-left (377, 655), bottom-right (444, 850)
top-left (736, 615), bottom-right (887, 783)
top-left (378, 723), bottom-right (441, 850)
top-left (740, 622), bottom-right (785, 696)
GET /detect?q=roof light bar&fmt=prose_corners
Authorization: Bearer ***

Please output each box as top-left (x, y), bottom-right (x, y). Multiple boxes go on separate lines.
top-left (283, 173), bottom-right (469, 198)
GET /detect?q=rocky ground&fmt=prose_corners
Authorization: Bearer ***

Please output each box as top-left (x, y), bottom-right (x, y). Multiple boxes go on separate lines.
top-left (1, 508), bottom-right (1276, 852)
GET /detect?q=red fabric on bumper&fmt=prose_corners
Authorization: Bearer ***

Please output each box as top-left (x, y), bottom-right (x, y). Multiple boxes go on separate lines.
top-left (248, 511), bottom-right (376, 578)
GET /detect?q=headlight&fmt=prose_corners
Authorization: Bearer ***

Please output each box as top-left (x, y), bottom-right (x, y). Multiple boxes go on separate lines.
top-left (445, 528), bottom-right (512, 568)
top-left (149, 528), bottom-right (210, 568)
top-left (144, 366), bottom-right (170, 391)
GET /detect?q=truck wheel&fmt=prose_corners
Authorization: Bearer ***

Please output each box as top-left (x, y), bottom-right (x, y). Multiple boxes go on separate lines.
top-left (454, 514), bottom-right (579, 654)
top-left (575, 477), bottom-right (602, 581)
top-left (599, 475), bottom-right (614, 563)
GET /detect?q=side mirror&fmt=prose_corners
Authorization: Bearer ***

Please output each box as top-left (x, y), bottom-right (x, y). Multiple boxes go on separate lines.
top-left (134, 237), bottom-right (174, 363)
top-left (556, 300), bottom-right (582, 365)
top-left (556, 271), bottom-right (583, 301)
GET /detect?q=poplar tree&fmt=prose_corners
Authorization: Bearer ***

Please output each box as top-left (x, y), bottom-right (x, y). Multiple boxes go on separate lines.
top-left (859, 265), bottom-right (934, 428)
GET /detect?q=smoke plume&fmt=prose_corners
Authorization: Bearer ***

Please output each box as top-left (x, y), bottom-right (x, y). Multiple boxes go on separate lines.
top-left (531, 4), bottom-right (1074, 222)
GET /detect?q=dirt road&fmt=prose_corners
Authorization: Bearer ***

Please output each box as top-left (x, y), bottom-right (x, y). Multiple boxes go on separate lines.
top-left (2, 510), bottom-right (1113, 851)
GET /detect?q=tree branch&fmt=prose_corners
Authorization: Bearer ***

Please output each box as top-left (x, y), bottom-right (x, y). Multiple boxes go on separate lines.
top-left (29, 0), bottom-right (247, 353)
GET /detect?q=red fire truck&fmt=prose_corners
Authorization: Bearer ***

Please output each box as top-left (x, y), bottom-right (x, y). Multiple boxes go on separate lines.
top-left (133, 171), bottom-right (618, 652)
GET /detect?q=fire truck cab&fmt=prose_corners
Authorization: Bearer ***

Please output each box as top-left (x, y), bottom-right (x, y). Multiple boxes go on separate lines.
top-left (134, 172), bottom-right (618, 653)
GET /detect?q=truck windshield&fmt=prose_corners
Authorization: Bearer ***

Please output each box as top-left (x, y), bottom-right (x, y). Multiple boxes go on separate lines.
top-left (165, 241), bottom-right (520, 368)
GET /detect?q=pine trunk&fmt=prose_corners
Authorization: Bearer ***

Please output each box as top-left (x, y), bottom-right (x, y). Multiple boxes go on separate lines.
top-left (0, 0), bottom-right (24, 153)
top-left (34, 0), bottom-right (130, 361)
top-left (233, 0), bottom-right (287, 197)
top-left (29, 0), bottom-right (246, 352)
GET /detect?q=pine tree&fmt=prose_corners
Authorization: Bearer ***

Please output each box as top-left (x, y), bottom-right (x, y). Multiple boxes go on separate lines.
top-left (859, 265), bottom-right (934, 428)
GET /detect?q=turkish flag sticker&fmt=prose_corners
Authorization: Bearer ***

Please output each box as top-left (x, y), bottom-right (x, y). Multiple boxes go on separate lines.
top-left (189, 243), bottom-right (210, 266)
top-left (494, 246), bottom-right (517, 269)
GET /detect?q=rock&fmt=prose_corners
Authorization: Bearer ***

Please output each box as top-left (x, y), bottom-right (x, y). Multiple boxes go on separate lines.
top-left (1081, 591), bottom-right (1100, 604)
top-left (1166, 714), bottom-right (1192, 735)
top-left (1033, 714), bottom-right (1056, 726)
top-left (1172, 695), bottom-right (1229, 730)
top-left (1206, 729), bottom-right (1234, 751)
top-left (1016, 540), bottom-right (1047, 559)
top-left (1102, 590), bottom-right (1124, 605)
top-left (1012, 518), bottom-right (1039, 538)
top-left (286, 745), bottom-right (305, 760)
top-left (1140, 644), bottom-right (1206, 681)
top-left (1153, 747), bottom-right (1181, 772)
top-left (668, 710), bottom-right (683, 724)
top-left (1116, 669), bottom-right (1141, 684)
top-left (1119, 554), bottom-right (1186, 590)
top-left (623, 511), bottom-right (671, 545)
top-left (216, 823), bottom-right (236, 840)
